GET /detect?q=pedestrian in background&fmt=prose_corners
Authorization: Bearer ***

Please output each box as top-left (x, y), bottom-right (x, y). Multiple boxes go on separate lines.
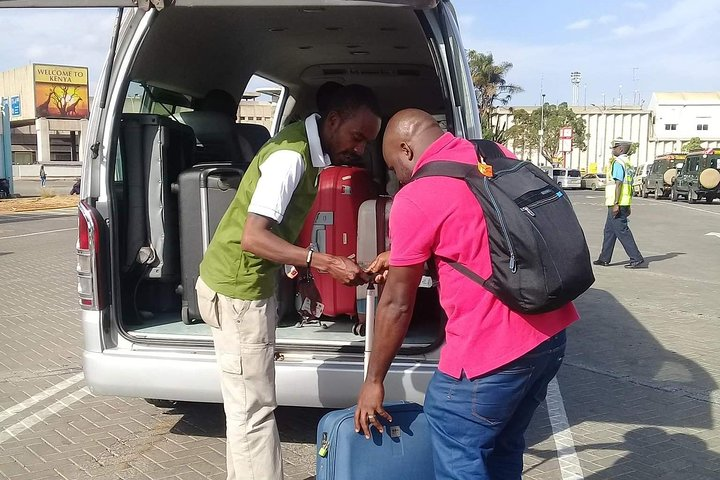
top-left (39, 165), bottom-right (47, 188)
top-left (594, 139), bottom-right (645, 269)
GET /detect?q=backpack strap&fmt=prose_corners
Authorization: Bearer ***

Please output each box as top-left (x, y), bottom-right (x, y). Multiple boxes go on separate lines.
top-left (410, 160), bottom-right (476, 182)
top-left (470, 139), bottom-right (507, 160)
top-left (409, 160), bottom-right (489, 286)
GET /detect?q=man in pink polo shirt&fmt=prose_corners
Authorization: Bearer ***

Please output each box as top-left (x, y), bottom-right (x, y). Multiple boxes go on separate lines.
top-left (354, 109), bottom-right (578, 479)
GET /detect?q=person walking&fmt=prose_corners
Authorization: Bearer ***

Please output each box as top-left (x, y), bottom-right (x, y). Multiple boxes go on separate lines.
top-left (196, 84), bottom-right (381, 480)
top-left (593, 139), bottom-right (645, 269)
top-left (39, 165), bottom-right (47, 188)
top-left (354, 108), bottom-right (578, 480)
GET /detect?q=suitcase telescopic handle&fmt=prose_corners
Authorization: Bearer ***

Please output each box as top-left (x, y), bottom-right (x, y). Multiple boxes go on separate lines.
top-left (363, 281), bottom-right (376, 380)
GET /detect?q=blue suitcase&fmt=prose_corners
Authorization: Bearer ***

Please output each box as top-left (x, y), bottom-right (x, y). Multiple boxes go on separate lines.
top-left (316, 402), bottom-right (434, 479)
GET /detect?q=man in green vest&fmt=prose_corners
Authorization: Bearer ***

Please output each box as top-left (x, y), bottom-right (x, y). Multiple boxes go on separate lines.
top-left (196, 84), bottom-right (382, 480)
top-left (593, 138), bottom-right (645, 269)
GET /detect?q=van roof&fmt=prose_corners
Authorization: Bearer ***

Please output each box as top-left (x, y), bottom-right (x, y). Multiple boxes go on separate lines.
top-left (129, 5), bottom-right (444, 114)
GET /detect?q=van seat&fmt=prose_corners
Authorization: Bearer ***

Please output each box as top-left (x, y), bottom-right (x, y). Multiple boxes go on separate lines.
top-left (236, 123), bottom-right (271, 156)
top-left (176, 111), bottom-right (249, 165)
top-left (119, 114), bottom-right (195, 281)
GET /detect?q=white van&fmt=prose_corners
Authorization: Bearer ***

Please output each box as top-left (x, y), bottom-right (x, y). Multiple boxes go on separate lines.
top-left (3, 1), bottom-right (479, 407)
top-left (552, 168), bottom-right (582, 190)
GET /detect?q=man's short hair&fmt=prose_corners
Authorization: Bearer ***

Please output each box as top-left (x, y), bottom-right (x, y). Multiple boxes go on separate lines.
top-left (316, 81), bottom-right (343, 115)
top-left (323, 84), bottom-right (381, 120)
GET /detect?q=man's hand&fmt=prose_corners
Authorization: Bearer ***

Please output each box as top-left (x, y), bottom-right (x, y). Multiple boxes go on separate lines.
top-left (354, 380), bottom-right (392, 439)
top-left (366, 251), bottom-right (391, 284)
top-left (324, 256), bottom-right (369, 286)
top-left (612, 204), bottom-right (620, 217)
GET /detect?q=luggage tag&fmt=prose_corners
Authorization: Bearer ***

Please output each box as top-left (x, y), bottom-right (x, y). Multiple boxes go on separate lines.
top-left (478, 161), bottom-right (493, 177)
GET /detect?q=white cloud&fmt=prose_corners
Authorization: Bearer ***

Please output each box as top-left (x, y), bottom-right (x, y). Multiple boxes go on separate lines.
top-left (0, 9), bottom-right (116, 92)
top-left (567, 19), bottom-right (592, 30)
top-left (597, 15), bottom-right (616, 24)
top-left (613, 25), bottom-right (634, 37)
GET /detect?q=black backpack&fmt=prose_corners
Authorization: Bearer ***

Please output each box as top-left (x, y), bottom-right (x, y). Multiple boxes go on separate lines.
top-left (411, 139), bottom-right (594, 314)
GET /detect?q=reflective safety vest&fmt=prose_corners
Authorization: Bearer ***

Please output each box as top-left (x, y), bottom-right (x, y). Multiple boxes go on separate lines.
top-left (605, 155), bottom-right (633, 206)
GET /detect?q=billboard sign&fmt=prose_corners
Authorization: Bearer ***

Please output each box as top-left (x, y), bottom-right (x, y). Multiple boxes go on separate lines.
top-left (10, 96), bottom-right (20, 116)
top-left (33, 64), bottom-right (89, 119)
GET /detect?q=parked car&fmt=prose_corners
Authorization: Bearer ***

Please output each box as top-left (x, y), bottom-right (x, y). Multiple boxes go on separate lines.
top-left (632, 163), bottom-right (652, 196)
top-left (552, 168), bottom-right (582, 189)
top-left (581, 173), bottom-right (606, 190)
top-left (671, 149), bottom-right (720, 204)
top-left (1, 0), bottom-right (476, 408)
top-left (643, 153), bottom-right (686, 199)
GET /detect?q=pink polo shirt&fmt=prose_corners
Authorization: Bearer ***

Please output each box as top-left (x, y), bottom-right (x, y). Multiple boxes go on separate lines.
top-left (389, 133), bottom-right (578, 379)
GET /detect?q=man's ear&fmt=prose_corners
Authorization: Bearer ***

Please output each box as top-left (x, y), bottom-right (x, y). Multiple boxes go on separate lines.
top-left (400, 141), bottom-right (413, 162)
top-left (325, 110), bottom-right (341, 130)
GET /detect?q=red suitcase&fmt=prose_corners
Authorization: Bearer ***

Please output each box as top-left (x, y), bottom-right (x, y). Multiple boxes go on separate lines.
top-left (296, 166), bottom-right (376, 317)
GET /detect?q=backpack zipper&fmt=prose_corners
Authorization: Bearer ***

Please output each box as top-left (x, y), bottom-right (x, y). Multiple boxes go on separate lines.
top-left (484, 176), bottom-right (517, 273)
top-left (520, 191), bottom-right (564, 217)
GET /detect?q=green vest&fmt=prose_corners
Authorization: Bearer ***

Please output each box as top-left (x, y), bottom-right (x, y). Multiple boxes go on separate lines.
top-left (199, 121), bottom-right (321, 300)
top-left (605, 155), bottom-right (633, 206)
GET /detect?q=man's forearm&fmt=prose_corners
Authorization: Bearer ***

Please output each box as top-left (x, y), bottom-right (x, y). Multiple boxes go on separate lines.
top-left (242, 217), bottom-right (335, 271)
top-left (365, 295), bottom-right (415, 384)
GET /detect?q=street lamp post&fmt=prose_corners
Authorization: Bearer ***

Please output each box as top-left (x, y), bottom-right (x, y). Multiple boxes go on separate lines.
top-left (539, 93), bottom-right (546, 165)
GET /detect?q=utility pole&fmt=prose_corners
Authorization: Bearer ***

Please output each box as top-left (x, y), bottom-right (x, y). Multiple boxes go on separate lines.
top-left (539, 93), bottom-right (546, 165)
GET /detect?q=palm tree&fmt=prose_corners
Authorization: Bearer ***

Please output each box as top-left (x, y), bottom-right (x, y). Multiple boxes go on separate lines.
top-left (467, 50), bottom-right (523, 141)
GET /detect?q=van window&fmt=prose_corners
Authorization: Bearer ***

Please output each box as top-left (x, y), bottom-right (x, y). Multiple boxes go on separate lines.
top-left (553, 169), bottom-right (565, 176)
top-left (123, 81), bottom-right (193, 116)
top-left (568, 170), bottom-right (581, 178)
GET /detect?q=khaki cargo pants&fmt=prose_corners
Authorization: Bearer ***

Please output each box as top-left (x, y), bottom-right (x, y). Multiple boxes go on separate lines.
top-left (196, 277), bottom-right (283, 480)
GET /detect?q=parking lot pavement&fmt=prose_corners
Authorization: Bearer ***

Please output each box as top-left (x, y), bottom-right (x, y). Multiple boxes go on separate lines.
top-left (1, 191), bottom-right (719, 479)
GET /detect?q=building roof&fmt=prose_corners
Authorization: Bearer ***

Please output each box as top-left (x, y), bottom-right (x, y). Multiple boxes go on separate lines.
top-left (652, 92), bottom-right (720, 105)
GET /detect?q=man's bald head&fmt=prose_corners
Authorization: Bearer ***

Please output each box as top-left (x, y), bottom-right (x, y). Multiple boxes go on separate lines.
top-left (383, 108), bottom-right (444, 184)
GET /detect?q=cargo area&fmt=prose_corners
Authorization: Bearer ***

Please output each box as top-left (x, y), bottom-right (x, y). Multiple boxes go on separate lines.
top-left (107, 4), bottom-right (453, 349)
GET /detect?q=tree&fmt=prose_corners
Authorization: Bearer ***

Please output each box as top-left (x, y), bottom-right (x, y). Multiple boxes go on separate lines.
top-left (506, 102), bottom-right (588, 163)
top-left (467, 50), bottom-right (523, 142)
top-left (682, 137), bottom-right (703, 152)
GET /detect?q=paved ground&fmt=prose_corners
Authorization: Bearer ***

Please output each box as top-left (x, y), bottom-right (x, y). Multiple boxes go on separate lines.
top-left (0, 191), bottom-right (719, 479)
top-left (8, 178), bottom-right (78, 198)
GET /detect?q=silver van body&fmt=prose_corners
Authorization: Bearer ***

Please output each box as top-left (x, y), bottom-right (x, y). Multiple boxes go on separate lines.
top-left (552, 168), bottom-right (582, 190)
top-left (3, 0), bottom-right (480, 407)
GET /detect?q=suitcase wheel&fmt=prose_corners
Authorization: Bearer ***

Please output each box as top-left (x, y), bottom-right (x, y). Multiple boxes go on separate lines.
top-left (181, 306), bottom-right (194, 325)
top-left (352, 321), bottom-right (365, 337)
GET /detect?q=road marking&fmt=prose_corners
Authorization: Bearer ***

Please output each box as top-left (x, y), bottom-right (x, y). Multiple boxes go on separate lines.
top-left (0, 387), bottom-right (91, 445)
top-left (0, 373), bottom-right (83, 425)
top-left (669, 204), bottom-right (720, 216)
top-left (706, 232), bottom-right (720, 239)
top-left (0, 227), bottom-right (76, 240)
top-left (546, 377), bottom-right (584, 480)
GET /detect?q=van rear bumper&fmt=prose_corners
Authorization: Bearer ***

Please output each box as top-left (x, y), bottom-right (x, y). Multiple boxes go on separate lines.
top-left (83, 349), bottom-right (435, 408)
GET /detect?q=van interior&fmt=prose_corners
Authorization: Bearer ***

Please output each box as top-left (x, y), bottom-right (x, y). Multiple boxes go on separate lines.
top-left (109, 5), bottom-right (453, 351)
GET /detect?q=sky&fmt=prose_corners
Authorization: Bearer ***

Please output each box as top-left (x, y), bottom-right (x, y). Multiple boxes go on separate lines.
top-left (0, 0), bottom-right (718, 108)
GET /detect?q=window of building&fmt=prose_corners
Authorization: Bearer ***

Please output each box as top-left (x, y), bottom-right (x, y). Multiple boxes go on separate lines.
top-left (697, 124), bottom-right (709, 131)
top-left (664, 124), bottom-right (677, 131)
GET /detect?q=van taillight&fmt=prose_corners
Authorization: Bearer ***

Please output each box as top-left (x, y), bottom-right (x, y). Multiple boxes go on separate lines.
top-left (77, 201), bottom-right (106, 310)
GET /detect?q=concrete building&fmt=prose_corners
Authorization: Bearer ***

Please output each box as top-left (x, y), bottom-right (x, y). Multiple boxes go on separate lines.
top-left (493, 91), bottom-right (720, 173)
top-left (237, 90), bottom-right (278, 131)
top-left (0, 64), bottom-right (90, 179)
top-left (648, 92), bottom-right (720, 143)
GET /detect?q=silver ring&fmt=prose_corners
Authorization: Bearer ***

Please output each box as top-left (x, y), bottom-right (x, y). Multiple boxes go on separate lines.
top-left (367, 415), bottom-right (375, 420)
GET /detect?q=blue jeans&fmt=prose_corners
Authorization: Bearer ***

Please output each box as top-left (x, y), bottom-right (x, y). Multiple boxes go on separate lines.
top-left (424, 330), bottom-right (567, 480)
